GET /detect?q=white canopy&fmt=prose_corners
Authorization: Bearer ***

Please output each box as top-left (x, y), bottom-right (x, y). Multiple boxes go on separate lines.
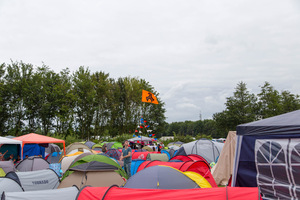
top-left (0, 136), bottom-right (22, 145)
top-left (128, 136), bottom-right (153, 142)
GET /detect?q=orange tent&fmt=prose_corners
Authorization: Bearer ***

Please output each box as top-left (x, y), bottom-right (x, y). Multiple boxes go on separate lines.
top-left (14, 133), bottom-right (66, 157)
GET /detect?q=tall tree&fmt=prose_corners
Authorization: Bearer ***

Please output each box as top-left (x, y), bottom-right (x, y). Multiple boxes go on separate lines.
top-left (213, 82), bottom-right (257, 135)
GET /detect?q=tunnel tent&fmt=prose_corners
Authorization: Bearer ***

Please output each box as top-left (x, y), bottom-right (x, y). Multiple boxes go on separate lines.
top-left (5, 169), bottom-right (60, 191)
top-left (232, 109), bottom-right (300, 199)
top-left (0, 160), bottom-right (16, 174)
top-left (13, 133), bottom-right (66, 159)
top-left (124, 165), bottom-right (200, 189)
top-left (2, 186), bottom-right (79, 200)
top-left (15, 156), bottom-right (49, 172)
top-left (76, 186), bottom-right (260, 200)
top-left (0, 177), bottom-right (24, 194)
top-left (0, 136), bottom-right (22, 161)
top-left (146, 153), bottom-right (169, 162)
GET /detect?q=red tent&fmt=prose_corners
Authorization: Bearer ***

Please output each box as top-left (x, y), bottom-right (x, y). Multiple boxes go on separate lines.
top-left (77, 186), bottom-right (260, 200)
top-left (171, 154), bottom-right (209, 166)
top-left (137, 160), bottom-right (217, 187)
top-left (14, 133), bottom-right (66, 157)
top-left (131, 151), bottom-right (160, 160)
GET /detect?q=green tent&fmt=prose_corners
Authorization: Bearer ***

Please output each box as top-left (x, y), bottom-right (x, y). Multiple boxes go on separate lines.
top-left (0, 168), bottom-right (6, 177)
top-left (62, 154), bottom-right (128, 180)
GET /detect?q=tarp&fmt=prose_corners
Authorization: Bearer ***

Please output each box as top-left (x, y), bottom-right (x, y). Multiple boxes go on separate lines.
top-left (76, 186), bottom-right (260, 200)
top-left (14, 133), bottom-right (65, 157)
top-left (23, 144), bottom-right (45, 159)
top-left (0, 177), bottom-right (24, 194)
top-left (5, 169), bottom-right (60, 191)
top-left (232, 109), bottom-right (300, 199)
top-left (2, 186), bottom-right (79, 200)
top-left (211, 131), bottom-right (236, 185)
top-left (124, 166), bottom-right (200, 189)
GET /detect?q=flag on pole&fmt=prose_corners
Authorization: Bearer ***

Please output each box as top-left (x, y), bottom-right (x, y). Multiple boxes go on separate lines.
top-left (142, 90), bottom-right (159, 104)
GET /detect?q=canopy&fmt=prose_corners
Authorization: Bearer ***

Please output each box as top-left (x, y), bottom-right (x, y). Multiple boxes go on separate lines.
top-left (14, 133), bottom-right (65, 156)
top-left (0, 137), bottom-right (22, 145)
top-left (128, 136), bottom-right (153, 142)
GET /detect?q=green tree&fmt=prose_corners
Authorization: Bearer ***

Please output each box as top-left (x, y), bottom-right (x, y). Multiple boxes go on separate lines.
top-left (213, 82), bottom-right (257, 135)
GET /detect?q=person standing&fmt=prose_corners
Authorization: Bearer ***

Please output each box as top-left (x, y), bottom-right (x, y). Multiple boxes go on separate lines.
top-left (120, 140), bottom-right (132, 178)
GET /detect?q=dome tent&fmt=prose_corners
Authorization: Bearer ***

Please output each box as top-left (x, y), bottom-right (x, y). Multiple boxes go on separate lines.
top-left (124, 165), bottom-right (200, 189)
top-left (5, 169), bottom-right (60, 191)
top-left (59, 155), bottom-right (126, 189)
top-left (0, 177), bottom-right (24, 194)
top-left (175, 139), bottom-right (223, 163)
top-left (16, 156), bottom-right (49, 172)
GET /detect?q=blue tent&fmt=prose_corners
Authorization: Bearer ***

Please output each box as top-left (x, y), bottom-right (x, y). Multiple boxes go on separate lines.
top-left (131, 159), bottom-right (145, 176)
top-left (232, 109), bottom-right (300, 199)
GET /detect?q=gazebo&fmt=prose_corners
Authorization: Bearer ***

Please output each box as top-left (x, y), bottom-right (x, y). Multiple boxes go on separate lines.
top-left (14, 133), bottom-right (66, 158)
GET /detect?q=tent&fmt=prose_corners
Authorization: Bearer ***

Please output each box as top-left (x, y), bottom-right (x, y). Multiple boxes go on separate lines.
top-left (14, 133), bottom-right (65, 159)
top-left (84, 141), bottom-right (96, 149)
top-left (124, 165), bottom-right (200, 189)
top-left (64, 142), bottom-right (91, 155)
top-left (45, 144), bottom-right (61, 164)
top-left (130, 159), bottom-right (145, 176)
top-left (91, 144), bottom-right (102, 151)
top-left (0, 160), bottom-right (16, 174)
top-left (16, 156), bottom-right (49, 172)
top-left (167, 141), bottom-right (184, 147)
top-left (0, 168), bottom-right (5, 177)
top-left (175, 139), bottom-right (223, 163)
top-left (0, 136), bottom-right (22, 161)
top-left (171, 154), bottom-right (209, 165)
top-left (146, 153), bottom-right (169, 162)
top-left (137, 160), bottom-right (217, 187)
top-left (60, 152), bottom-right (93, 173)
top-left (232, 110), bottom-right (300, 199)
top-left (5, 169), bottom-right (60, 191)
top-left (2, 186), bottom-right (79, 200)
top-left (132, 151), bottom-right (160, 160)
top-left (128, 136), bottom-right (153, 144)
top-left (105, 148), bottom-right (121, 160)
top-left (142, 146), bottom-right (154, 152)
top-left (0, 177), bottom-right (24, 194)
top-left (106, 142), bottom-right (123, 149)
top-left (76, 186), bottom-right (260, 200)
top-left (59, 155), bottom-right (126, 189)
top-left (211, 131), bottom-right (236, 185)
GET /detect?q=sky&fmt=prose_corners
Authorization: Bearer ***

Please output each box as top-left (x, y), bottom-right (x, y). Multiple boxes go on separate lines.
top-left (0, 0), bottom-right (299, 123)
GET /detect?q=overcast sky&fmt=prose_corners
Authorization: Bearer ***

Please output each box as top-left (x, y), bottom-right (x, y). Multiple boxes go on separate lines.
top-left (0, 0), bottom-right (299, 122)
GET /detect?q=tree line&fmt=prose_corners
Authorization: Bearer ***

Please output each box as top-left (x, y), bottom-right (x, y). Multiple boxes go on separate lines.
top-left (164, 81), bottom-right (300, 139)
top-left (0, 61), bottom-right (166, 139)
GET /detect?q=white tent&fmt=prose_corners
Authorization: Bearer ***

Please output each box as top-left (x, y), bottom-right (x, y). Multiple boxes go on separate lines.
top-left (0, 136), bottom-right (23, 158)
top-left (0, 136), bottom-right (22, 145)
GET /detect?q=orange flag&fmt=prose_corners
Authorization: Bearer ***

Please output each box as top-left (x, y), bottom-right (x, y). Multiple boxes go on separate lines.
top-left (142, 90), bottom-right (159, 104)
